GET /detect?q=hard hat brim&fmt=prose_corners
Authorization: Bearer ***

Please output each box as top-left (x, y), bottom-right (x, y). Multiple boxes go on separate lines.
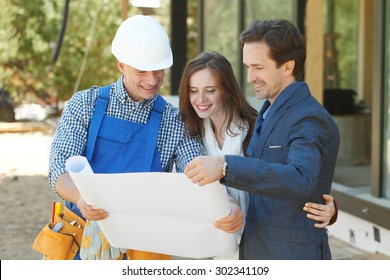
top-left (112, 47), bottom-right (173, 71)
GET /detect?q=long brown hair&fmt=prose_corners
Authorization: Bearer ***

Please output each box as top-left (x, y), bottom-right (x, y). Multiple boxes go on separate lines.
top-left (179, 51), bottom-right (257, 154)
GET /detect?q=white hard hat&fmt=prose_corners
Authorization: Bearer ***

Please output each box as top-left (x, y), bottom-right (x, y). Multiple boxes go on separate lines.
top-left (111, 15), bottom-right (173, 71)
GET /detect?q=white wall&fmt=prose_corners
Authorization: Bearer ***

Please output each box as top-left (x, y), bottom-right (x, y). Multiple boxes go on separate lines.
top-left (328, 210), bottom-right (390, 256)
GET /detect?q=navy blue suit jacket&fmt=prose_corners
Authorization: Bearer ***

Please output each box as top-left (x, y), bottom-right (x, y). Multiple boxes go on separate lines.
top-left (223, 81), bottom-right (340, 259)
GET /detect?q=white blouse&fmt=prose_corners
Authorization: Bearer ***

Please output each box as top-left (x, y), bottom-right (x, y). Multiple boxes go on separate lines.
top-left (203, 118), bottom-right (250, 260)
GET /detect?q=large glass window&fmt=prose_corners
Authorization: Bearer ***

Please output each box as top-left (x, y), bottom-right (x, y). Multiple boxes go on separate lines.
top-left (324, 0), bottom-right (358, 91)
top-left (202, 0), bottom-right (240, 77)
top-left (323, 0), bottom-right (372, 193)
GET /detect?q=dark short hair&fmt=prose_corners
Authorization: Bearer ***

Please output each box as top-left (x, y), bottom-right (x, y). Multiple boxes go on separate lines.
top-left (239, 19), bottom-right (306, 80)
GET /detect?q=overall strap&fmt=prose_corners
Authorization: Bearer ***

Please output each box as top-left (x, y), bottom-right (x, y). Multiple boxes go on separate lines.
top-left (143, 95), bottom-right (167, 171)
top-left (85, 85), bottom-right (111, 161)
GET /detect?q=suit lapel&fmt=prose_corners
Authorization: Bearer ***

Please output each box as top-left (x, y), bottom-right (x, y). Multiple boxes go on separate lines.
top-left (257, 82), bottom-right (310, 158)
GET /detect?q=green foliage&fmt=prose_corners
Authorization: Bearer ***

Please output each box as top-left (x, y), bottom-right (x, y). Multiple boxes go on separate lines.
top-left (324, 0), bottom-right (358, 90)
top-left (0, 0), bottom-right (175, 106)
top-left (0, 0), bottom-right (125, 106)
top-left (187, 0), bottom-right (200, 61)
top-left (333, 0), bottom-right (358, 90)
top-left (55, 0), bottom-right (122, 98)
top-left (1, 0), bottom-right (62, 104)
top-left (245, 0), bottom-right (293, 23)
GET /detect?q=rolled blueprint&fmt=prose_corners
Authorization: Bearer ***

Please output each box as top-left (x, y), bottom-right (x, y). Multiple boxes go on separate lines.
top-left (65, 155), bottom-right (94, 174)
top-left (64, 155), bottom-right (236, 258)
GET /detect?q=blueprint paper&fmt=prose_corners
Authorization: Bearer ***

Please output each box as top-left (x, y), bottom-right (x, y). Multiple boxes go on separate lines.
top-left (65, 156), bottom-right (237, 258)
top-left (66, 155), bottom-right (94, 174)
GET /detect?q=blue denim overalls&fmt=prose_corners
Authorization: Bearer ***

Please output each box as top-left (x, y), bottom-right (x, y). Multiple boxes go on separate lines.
top-left (67, 85), bottom-right (170, 259)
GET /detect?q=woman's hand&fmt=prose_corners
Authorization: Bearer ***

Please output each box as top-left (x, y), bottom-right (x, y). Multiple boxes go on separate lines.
top-left (215, 196), bottom-right (244, 233)
top-left (303, 194), bottom-right (337, 228)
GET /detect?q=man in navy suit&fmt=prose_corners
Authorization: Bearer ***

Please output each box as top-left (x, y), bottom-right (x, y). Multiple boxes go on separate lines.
top-left (185, 19), bottom-right (340, 259)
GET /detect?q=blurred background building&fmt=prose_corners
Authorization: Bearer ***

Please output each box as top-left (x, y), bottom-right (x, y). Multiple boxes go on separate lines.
top-left (1, 0), bottom-right (389, 256)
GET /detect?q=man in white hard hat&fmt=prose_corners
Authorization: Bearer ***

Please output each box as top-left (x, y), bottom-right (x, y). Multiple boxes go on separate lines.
top-left (48, 15), bottom-right (244, 260)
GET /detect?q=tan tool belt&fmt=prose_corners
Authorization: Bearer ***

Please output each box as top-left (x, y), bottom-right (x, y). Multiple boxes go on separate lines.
top-left (126, 249), bottom-right (171, 260)
top-left (32, 206), bottom-right (85, 260)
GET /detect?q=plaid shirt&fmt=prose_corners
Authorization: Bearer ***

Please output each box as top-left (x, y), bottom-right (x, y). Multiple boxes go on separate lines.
top-left (49, 76), bottom-right (204, 190)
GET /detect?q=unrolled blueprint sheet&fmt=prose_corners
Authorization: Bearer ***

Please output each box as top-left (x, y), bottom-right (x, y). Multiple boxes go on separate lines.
top-left (65, 156), bottom-right (237, 258)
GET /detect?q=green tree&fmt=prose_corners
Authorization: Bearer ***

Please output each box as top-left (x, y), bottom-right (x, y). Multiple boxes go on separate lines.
top-left (1, 0), bottom-right (59, 104)
top-left (0, 0), bottom-right (132, 110)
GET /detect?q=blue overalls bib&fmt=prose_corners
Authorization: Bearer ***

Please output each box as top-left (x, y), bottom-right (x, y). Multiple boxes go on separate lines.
top-left (66, 85), bottom-right (169, 260)
top-left (66, 85), bottom-right (166, 217)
